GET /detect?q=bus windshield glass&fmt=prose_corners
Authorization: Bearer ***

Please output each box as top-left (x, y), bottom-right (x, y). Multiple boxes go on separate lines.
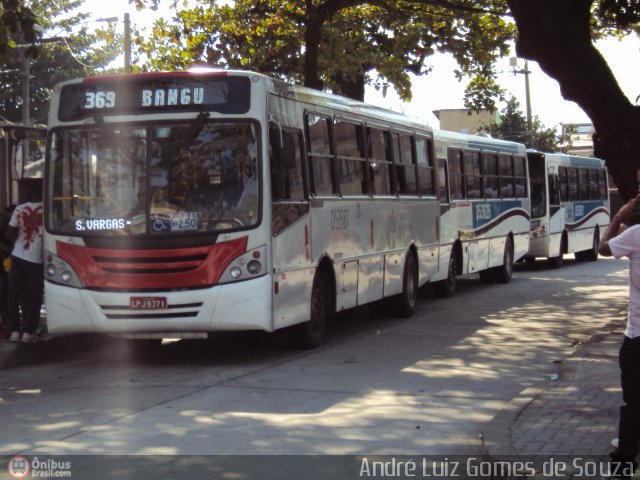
top-left (47, 121), bottom-right (259, 236)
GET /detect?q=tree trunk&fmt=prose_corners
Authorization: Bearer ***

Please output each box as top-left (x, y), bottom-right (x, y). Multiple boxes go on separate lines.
top-left (507, 0), bottom-right (640, 201)
top-left (331, 71), bottom-right (366, 101)
top-left (303, 1), bottom-right (324, 91)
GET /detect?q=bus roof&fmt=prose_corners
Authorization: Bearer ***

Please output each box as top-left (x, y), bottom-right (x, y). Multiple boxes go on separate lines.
top-left (54, 68), bottom-right (432, 131)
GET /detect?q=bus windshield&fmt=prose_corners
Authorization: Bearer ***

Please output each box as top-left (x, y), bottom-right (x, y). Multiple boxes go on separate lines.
top-left (47, 121), bottom-right (259, 236)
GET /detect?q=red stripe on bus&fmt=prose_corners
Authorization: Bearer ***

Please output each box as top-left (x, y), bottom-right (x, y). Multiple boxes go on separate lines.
top-left (55, 237), bottom-right (247, 290)
top-left (304, 225), bottom-right (310, 260)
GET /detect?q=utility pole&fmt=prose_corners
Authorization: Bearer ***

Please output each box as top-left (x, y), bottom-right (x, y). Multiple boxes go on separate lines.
top-left (510, 57), bottom-right (533, 146)
top-left (17, 37), bottom-right (64, 124)
top-left (20, 46), bottom-right (30, 123)
top-left (97, 15), bottom-right (131, 73)
top-left (124, 13), bottom-right (131, 73)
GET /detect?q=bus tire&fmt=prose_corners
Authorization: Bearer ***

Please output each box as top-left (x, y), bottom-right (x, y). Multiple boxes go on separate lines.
top-left (290, 274), bottom-right (327, 349)
top-left (395, 252), bottom-right (418, 317)
top-left (434, 253), bottom-right (457, 298)
top-left (583, 229), bottom-right (600, 262)
top-left (492, 237), bottom-right (514, 284)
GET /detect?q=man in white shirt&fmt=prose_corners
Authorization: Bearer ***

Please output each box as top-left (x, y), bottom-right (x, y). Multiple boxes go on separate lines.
top-left (6, 190), bottom-right (44, 344)
top-left (599, 191), bottom-right (640, 479)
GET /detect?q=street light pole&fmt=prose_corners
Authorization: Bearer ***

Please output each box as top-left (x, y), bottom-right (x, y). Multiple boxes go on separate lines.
top-left (523, 60), bottom-right (533, 145)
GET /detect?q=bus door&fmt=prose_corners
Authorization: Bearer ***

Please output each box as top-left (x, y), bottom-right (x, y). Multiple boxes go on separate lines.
top-left (269, 125), bottom-right (311, 329)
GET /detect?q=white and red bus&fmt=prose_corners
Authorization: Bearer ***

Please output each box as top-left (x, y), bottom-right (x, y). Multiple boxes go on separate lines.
top-left (43, 69), bottom-right (453, 348)
top-left (431, 130), bottom-right (530, 294)
top-left (43, 69), bottom-right (534, 348)
top-left (526, 151), bottom-right (610, 267)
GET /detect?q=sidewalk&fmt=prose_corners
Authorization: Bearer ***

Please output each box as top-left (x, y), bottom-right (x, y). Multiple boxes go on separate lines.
top-left (482, 315), bottom-right (626, 457)
top-left (0, 330), bottom-right (112, 368)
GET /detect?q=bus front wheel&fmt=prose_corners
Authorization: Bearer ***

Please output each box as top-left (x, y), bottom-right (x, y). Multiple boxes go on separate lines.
top-left (548, 236), bottom-right (565, 269)
top-left (434, 253), bottom-right (457, 298)
top-left (395, 252), bottom-right (418, 317)
top-left (290, 274), bottom-right (327, 349)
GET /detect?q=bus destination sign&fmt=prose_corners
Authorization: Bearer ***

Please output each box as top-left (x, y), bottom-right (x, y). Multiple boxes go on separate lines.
top-left (58, 75), bottom-right (251, 121)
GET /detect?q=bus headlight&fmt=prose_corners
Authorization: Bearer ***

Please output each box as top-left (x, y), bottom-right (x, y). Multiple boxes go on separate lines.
top-left (229, 267), bottom-right (242, 279)
top-left (247, 260), bottom-right (261, 275)
top-left (218, 244), bottom-right (267, 284)
top-left (44, 250), bottom-right (83, 288)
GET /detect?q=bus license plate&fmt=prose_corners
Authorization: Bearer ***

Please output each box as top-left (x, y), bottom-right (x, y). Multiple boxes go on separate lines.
top-left (130, 296), bottom-right (167, 310)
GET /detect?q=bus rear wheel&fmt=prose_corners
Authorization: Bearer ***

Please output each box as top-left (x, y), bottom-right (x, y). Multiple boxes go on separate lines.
top-left (290, 274), bottom-right (327, 349)
top-left (395, 252), bottom-right (418, 317)
top-left (582, 229), bottom-right (600, 262)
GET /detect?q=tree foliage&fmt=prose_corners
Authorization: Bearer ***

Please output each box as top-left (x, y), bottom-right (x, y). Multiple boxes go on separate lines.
top-left (0, 0), bottom-right (39, 60)
top-left (129, 0), bottom-right (640, 199)
top-left (133, 0), bottom-right (514, 107)
top-left (0, 0), bottom-right (122, 123)
top-left (506, 0), bottom-right (640, 200)
top-left (479, 97), bottom-right (572, 152)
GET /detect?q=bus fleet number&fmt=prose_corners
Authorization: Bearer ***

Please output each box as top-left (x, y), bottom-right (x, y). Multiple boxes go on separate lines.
top-left (331, 209), bottom-right (349, 231)
top-left (476, 203), bottom-right (492, 221)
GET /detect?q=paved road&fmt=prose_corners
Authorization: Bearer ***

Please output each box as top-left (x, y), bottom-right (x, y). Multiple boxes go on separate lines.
top-left (0, 257), bottom-right (629, 465)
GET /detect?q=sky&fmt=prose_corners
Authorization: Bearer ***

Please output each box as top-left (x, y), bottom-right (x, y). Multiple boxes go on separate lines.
top-left (77, 0), bottom-right (640, 133)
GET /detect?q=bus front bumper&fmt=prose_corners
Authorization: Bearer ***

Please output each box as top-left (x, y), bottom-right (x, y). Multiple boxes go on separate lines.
top-left (44, 275), bottom-right (273, 335)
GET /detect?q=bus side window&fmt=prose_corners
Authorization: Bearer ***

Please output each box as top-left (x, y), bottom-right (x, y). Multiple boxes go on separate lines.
top-left (578, 168), bottom-right (589, 200)
top-left (367, 127), bottom-right (392, 196)
top-left (558, 167), bottom-right (568, 201)
top-left (599, 169), bottom-right (609, 200)
top-left (464, 150), bottom-right (482, 199)
top-left (416, 138), bottom-right (435, 197)
top-left (482, 152), bottom-right (499, 199)
top-left (498, 154), bottom-right (514, 197)
top-left (335, 120), bottom-right (368, 196)
top-left (567, 167), bottom-right (578, 201)
top-left (305, 114), bottom-right (336, 196)
top-left (549, 174), bottom-right (561, 206)
top-left (448, 149), bottom-right (464, 200)
top-left (513, 156), bottom-right (528, 198)
top-left (437, 158), bottom-right (449, 203)
top-left (588, 168), bottom-right (599, 200)
top-left (394, 133), bottom-right (417, 195)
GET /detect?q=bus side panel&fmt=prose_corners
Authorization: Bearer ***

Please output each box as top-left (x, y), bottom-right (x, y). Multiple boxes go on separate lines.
top-left (417, 244), bottom-right (440, 286)
top-left (383, 252), bottom-right (404, 297)
top-left (358, 256), bottom-right (384, 305)
top-left (548, 207), bottom-right (566, 257)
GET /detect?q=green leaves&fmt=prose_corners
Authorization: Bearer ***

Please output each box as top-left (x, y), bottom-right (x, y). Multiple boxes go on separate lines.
top-left (479, 97), bottom-right (568, 151)
top-left (0, 0), bottom-right (122, 123)
top-left (133, 0), bottom-right (514, 104)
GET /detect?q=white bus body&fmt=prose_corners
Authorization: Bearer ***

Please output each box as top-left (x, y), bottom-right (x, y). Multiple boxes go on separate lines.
top-left (433, 130), bottom-right (530, 291)
top-left (526, 151), bottom-right (610, 267)
top-left (43, 70), bottom-right (448, 347)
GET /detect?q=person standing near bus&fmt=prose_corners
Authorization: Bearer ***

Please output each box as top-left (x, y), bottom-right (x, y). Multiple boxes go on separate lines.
top-left (598, 190), bottom-right (640, 479)
top-left (7, 190), bottom-right (44, 344)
